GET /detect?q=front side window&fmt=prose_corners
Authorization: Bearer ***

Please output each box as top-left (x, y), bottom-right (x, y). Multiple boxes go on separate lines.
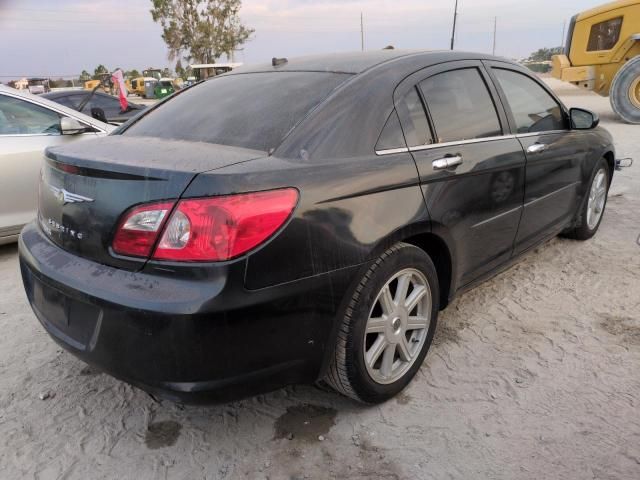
top-left (493, 69), bottom-right (566, 133)
top-left (0, 95), bottom-right (61, 135)
top-left (419, 68), bottom-right (502, 143)
top-left (587, 17), bottom-right (623, 51)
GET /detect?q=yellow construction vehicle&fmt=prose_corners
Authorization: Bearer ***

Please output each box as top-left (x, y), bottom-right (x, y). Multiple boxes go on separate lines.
top-left (552, 0), bottom-right (640, 123)
top-left (84, 73), bottom-right (113, 94)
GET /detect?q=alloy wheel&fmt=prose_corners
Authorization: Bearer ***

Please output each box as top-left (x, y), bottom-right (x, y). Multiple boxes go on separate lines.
top-left (363, 268), bottom-right (432, 385)
top-left (586, 168), bottom-right (607, 230)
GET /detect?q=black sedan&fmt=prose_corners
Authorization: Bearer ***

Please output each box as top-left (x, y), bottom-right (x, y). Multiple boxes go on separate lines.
top-left (19, 51), bottom-right (615, 403)
top-left (42, 90), bottom-right (145, 124)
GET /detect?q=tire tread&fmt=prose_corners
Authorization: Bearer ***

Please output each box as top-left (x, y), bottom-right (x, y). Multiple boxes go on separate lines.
top-left (324, 243), bottom-right (410, 402)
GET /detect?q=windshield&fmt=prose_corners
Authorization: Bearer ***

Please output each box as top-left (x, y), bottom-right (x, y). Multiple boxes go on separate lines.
top-left (122, 72), bottom-right (351, 152)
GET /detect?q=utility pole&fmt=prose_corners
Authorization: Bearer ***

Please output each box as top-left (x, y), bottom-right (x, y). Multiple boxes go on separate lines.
top-left (450, 0), bottom-right (459, 50)
top-left (492, 16), bottom-right (497, 55)
top-left (360, 12), bottom-right (364, 51)
top-left (561, 20), bottom-right (567, 50)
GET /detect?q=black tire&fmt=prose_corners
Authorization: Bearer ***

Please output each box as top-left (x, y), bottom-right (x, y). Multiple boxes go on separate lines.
top-left (563, 158), bottom-right (610, 241)
top-left (610, 56), bottom-right (640, 124)
top-left (325, 243), bottom-right (440, 403)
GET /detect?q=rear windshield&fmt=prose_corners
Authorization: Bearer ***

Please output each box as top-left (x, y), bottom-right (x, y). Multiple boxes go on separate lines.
top-left (122, 72), bottom-right (351, 152)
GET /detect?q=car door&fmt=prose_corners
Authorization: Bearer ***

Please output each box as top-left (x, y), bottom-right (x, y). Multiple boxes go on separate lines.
top-left (394, 61), bottom-right (527, 288)
top-left (485, 62), bottom-right (585, 254)
top-left (0, 94), bottom-right (99, 238)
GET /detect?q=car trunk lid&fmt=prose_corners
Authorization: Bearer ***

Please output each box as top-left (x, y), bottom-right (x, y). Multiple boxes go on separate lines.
top-left (39, 136), bottom-right (264, 269)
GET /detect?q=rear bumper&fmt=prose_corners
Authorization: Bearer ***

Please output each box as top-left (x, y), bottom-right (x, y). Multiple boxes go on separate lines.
top-left (19, 223), bottom-right (358, 403)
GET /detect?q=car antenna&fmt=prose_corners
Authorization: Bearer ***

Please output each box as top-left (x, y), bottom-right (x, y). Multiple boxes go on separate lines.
top-left (272, 57), bottom-right (288, 67)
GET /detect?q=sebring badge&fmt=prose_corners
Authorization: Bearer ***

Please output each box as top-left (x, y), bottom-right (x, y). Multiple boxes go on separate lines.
top-left (49, 185), bottom-right (94, 205)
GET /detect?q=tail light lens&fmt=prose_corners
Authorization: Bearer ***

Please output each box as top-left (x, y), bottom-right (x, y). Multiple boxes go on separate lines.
top-left (112, 189), bottom-right (298, 262)
top-left (112, 201), bottom-right (175, 257)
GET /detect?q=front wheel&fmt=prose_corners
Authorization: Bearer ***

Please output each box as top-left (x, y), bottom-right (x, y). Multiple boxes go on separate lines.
top-left (325, 243), bottom-right (439, 403)
top-left (563, 159), bottom-right (610, 240)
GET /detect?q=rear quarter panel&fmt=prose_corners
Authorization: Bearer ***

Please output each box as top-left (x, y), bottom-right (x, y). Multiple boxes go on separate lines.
top-left (183, 152), bottom-right (428, 290)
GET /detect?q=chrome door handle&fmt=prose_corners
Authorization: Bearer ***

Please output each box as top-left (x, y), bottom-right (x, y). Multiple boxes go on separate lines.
top-left (527, 143), bottom-right (548, 154)
top-left (433, 155), bottom-right (463, 170)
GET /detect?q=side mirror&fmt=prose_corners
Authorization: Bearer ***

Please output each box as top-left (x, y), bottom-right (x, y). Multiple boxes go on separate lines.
top-left (60, 117), bottom-right (88, 135)
top-left (90, 107), bottom-right (108, 123)
top-left (570, 108), bottom-right (599, 130)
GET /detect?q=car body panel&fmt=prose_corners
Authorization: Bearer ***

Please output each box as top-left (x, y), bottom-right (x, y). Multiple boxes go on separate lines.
top-left (182, 151), bottom-right (426, 289)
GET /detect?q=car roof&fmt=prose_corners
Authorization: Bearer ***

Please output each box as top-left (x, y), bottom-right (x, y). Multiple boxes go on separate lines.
top-left (0, 84), bottom-right (114, 132)
top-left (231, 50), bottom-right (514, 75)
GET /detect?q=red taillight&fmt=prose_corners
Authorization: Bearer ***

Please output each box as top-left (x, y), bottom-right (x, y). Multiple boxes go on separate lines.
top-left (111, 189), bottom-right (298, 262)
top-left (112, 201), bottom-right (175, 257)
top-left (153, 188), bottom-right (299, 261)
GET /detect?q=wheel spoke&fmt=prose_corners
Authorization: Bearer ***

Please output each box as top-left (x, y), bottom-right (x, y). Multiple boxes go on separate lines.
top-left (379, 285), bottom-right (395, 315)
top-left (586, 169), bottom-right (607, 229)
top-left (394, 273), bottom-right (411, 305)
top-left (366, 316), bottom-right (387, 334)
top-left (397, 337), bottom-right (412, 362)
top-left (380, 343), bottom-right (396, 377)
top-left (407, 315), bottom-right (429, 331)
top-left (366, 335), bottom-right (387, 367)
top-left (405, 285), bottom-right (426, 313)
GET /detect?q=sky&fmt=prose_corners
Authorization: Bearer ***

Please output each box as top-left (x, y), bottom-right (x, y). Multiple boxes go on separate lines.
top-left (0, 0), bottom-right (609, 80)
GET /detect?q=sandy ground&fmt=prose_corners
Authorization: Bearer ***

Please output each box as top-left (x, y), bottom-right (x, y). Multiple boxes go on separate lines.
top-left (0, 78), bottom-right (639, 480)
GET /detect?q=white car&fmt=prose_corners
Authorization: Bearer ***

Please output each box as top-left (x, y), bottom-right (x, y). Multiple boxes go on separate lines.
top-left (0, 85), bottom-right (114, 245)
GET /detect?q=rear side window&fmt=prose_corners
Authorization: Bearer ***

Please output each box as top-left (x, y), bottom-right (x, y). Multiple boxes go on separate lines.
top-left (123, 72), bottom-right (351, 152)
top-left (492, 69), bottom-right (566, 133)
top-left (375, 110), bottom-right (406, 151)
top-left (419, 68), bottom-right (502, 143)
top-left (587, 17), bottom-right (623, 51)
top-left (395, 87), bottom-right (432, 147)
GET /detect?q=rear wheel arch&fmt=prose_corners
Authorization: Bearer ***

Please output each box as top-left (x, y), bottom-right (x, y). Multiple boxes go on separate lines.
top-left (366, 226), bottom-right (455, 310)
top-left (402, 232), bottom-right (453, 310)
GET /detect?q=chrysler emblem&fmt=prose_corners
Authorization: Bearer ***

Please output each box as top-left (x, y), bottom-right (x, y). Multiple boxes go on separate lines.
top-left (49, 185), bottom-right (94, 205)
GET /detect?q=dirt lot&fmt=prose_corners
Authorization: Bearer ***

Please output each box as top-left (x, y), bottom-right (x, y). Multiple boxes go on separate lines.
top-left (0, 79), bottom-right (638, 480)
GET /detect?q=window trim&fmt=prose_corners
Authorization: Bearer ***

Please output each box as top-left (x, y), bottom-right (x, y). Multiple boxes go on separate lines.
top-left (375, 129), bottom-right (572, 156)
top-left (392, 60), bottom-right (509, 152)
